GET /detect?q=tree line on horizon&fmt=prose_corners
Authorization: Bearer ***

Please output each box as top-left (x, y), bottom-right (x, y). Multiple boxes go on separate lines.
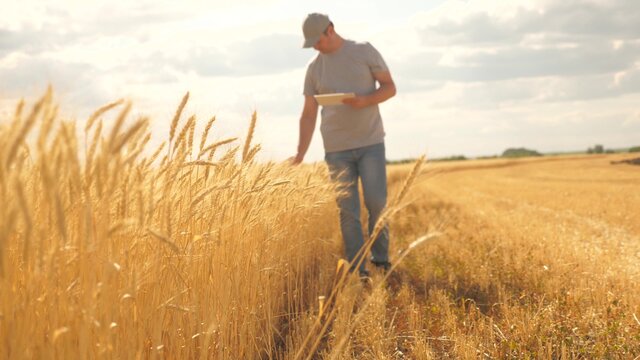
top-left (387, 144), bottom-right (640, 164)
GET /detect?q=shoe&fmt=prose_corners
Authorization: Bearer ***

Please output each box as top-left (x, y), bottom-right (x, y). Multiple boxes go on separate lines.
top-left (371, 261), bottom-right (391, 273)
top-left (359, 270), bottom-right (372, 286)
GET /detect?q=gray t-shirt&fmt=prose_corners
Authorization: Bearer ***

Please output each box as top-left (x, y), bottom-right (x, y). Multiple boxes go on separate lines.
top-left (303, 40), bottom-right (389, 153)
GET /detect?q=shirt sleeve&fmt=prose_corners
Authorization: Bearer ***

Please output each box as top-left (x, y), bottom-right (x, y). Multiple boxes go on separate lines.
top-left (366, 43), bottom-right (389, 73)
top-left (303, 63), bottom-right (316, 96)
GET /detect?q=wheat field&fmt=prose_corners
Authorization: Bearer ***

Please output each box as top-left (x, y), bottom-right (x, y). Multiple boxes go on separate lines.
top-left (1, 91), bottom-right (639, 359)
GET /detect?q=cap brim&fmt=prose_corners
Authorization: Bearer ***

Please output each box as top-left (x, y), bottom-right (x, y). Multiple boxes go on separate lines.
top-left (302, 36), bottom-right (320, 48)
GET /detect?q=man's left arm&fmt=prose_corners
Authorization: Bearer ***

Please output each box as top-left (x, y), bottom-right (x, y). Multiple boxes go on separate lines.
top-left (342, 71), bottom-right (396, 109)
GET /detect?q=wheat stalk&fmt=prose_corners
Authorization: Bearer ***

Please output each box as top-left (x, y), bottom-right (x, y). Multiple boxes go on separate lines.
top-left (0, 210), bottom-right (18, 278)
top-left (244, 144), bottom-right (261, 164)
top-left (14, 181), bottom-right (32, 262)
top-left (198, 138), bottom-right (238, 159)
top-left (111, 118), bottom-right (148, 154)
top-left (182, 160), bottom-right (219, 168)
top-left (107, 102), bottom-right (132, 151)
top-left (85, 99), bottom-right (124, 133)
top-left (85, 120), bottom-right (103, 184)
top-left (173, 115), bottom-right (196, 156)
top-left (187, 117), bottom-right (196, 157)
top-left (13, 98), bottom-right (25, 124)
top-left (199, 116), bottom-right (216, 157)
top-left (146, 141), bottom-right (166, 168)
top-left (147, 228), bottom-right (181, 254)
top-left (169, 92), bottom-right (190, 152)
top-left (242, 111), bottom-right (257, 163)
top-left (5, 89), bottom-right (50, 169)
top-left (37, 100), bottom-right (56, 152)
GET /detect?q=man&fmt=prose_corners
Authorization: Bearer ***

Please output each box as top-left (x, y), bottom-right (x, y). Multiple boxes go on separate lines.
top-left (292, 13), bottom-right (396, 277)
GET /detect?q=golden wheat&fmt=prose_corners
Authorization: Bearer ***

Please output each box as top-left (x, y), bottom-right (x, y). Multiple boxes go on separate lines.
top-left (242, 111), bottom-right (257, 163)
top-left (169, 92), bottom-right (189, 146)
top-left (2, 91), bottom-right (638, 359)
top-left (199, 116), bottom-right (217, 157)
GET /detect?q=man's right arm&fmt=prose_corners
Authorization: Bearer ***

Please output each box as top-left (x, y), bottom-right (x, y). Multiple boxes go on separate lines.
top-left (292, 95), bottom-right (319, 164)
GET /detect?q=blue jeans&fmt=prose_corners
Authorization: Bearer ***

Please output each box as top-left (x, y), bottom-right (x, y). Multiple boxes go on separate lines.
top-left (325, 142), bottom-right (389, 274)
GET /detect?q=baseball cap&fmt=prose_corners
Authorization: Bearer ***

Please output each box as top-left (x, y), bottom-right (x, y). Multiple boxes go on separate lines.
top-left (302, 13), bottom-right (331, 48)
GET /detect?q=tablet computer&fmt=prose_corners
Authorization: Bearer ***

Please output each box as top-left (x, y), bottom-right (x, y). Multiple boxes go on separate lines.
top-left (313, 93), bottom-right (355, 106)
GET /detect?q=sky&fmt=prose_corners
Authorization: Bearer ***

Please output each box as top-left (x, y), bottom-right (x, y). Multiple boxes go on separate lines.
top-left (1, 0), bottom-right (639, 162)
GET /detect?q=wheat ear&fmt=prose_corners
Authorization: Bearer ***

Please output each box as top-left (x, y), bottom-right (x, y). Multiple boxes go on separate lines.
top-left (198, 116), bottom-right (216, 157)
top-left (242, 111), bottom-right (257, 163)
top-left (169, 92), bottom-right (190, 151)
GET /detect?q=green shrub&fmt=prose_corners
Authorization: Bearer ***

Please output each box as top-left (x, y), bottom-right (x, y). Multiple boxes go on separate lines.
top-left (431, 155), bottom-right (467, 162)
top-left (502, 148), bottom-right (542, 158)
top-left (588, 144), bottom-right (604, 154)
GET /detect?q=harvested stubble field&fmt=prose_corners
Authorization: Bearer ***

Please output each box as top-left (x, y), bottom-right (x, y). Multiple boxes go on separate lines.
top-left (1, 91), bottom-right (639, 359)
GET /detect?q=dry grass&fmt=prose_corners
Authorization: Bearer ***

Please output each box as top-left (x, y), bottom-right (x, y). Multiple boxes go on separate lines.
top-left (1, 91), bottom-right (639, 359)
top-left (381, 156), bottom-right (640, 358)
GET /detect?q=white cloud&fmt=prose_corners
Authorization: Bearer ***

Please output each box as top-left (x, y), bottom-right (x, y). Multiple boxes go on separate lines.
top-left (623, 111), bottom-right (640, 128)
top-left (0, 55), bottom-right (108, 105)
top-left (399, 0), bottom-right (640, 88)
top-left (417, 0), bottom-right (640, 45)
top-left (169, 34), bottom-right (310, 77)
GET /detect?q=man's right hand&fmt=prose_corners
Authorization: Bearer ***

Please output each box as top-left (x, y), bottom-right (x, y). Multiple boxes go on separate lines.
top-left (293, 96), bottom-right (319, 166)
top-left (289, 153), bottom-right (304, 165)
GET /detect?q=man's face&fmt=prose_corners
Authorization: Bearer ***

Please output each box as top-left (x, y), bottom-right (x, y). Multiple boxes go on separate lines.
top-left (313, 26), bottom-right (332, 53)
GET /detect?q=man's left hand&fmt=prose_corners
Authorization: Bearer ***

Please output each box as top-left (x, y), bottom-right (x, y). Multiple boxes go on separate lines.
top-left (342, 96), bottom-right (370, 109)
